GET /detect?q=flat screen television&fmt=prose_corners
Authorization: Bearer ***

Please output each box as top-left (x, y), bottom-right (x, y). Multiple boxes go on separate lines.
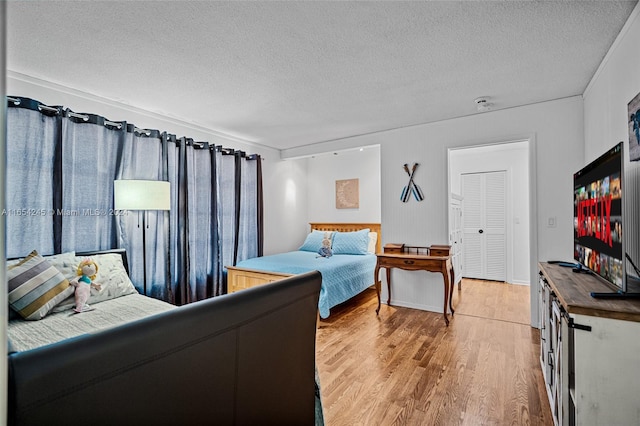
top-left (573, 141), bottom-right (626, 292)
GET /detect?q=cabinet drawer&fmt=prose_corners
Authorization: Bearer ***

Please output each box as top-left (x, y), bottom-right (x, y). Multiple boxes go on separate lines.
top-left (430, 248), bottom-right (451, 256)
top-left (379, 256), bottom-right (442, 269)
top-left (383, 248), bottom-right (404, 254)
top-left (383, 243), bottom-right (405, 254)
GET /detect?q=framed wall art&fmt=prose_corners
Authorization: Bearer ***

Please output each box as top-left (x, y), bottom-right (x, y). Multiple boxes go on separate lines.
top-left (336, 178), bottom-right (359, 209)
top-left (629, 91), bottom-right (640, 161)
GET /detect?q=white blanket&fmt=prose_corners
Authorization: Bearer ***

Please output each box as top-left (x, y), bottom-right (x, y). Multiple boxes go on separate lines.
top-left (8, 293), bottom-right (176, 352)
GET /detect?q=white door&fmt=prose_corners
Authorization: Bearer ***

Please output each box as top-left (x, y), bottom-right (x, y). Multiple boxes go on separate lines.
top-left (449, 194), bottom-right (463, 285)
top-left (462, 171), bottom-right (506, 281)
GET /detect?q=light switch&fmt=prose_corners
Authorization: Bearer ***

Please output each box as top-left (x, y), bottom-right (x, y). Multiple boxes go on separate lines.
top-left (548, 217), bottom-right (556, 228)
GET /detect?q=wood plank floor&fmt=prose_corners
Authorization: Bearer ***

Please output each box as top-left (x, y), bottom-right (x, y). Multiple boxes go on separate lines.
top-left (316, 279), bottom-right (552, 426)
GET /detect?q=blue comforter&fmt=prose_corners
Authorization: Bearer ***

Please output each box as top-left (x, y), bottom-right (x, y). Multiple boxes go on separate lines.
top-left (233, 251), bottom-right (377, 318)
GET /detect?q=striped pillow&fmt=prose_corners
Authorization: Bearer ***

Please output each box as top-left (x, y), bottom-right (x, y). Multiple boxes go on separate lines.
top-left (8, 250), bottom-right (74, 320)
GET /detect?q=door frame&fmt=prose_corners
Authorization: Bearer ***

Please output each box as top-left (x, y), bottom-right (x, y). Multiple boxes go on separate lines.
top-left (447, 136), bottom-right (540, 327)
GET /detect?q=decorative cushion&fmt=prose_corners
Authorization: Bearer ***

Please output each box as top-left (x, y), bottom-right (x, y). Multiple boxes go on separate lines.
top-left (299, 230), bottom-right (333, 252)
top-left (7, 250), bottom-right (74, 320)
top-left (332, 229), bottom-right (371, 255)
top-left (7, 251), bottom-right (76, 320)
top-left (53, 253), bottom-right (138, 312)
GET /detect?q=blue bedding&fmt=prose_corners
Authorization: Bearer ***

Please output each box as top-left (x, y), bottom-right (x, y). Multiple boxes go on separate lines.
top-left (233, 251), bottom-right (377, 318)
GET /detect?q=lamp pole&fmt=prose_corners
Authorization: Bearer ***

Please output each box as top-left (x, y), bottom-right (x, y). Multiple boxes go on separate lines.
top-left (142, 210), bottom-right (148, 296)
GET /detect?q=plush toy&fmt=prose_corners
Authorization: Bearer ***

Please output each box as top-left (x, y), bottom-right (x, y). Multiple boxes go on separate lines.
top-left (69, 258), bottom-right (102, 313)
top-left (317, 232), bottom-right (333, 258)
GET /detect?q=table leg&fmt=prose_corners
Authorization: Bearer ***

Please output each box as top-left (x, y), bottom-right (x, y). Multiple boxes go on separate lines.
top-left (386, 267), bottom-right (392, 306)
top-left (374, 264), bottom-right (382, 315)
top-left (448, 262), bottom-right (455, 315)
top-left (441, 268), bottom-right (450, 326)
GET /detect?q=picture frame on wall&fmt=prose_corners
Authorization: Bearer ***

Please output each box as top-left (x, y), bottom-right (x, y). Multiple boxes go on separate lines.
top-left (336, 178), bottom-right (359, 209)
top-left (629, 91), bottom-right (640, 161)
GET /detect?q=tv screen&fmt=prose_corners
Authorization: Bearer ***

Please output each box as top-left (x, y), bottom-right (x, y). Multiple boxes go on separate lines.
top-left (573, 142), bottom-right (625, 290)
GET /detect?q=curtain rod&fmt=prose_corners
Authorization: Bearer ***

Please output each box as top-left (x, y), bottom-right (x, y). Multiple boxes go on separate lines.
top-left (67, 111), bottom-right (89, 121)
top-left (7, 96), bottom-right (259, 157)
top-left (38, 104), bottom-right (61, 114)
top-left (7, 96), bottom-right (61, 115)
top-left (104, 120), bottom-right (122, 130)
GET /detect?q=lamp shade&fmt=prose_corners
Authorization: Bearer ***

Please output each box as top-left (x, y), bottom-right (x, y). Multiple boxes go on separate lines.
top-left (114, 180), bottom-right (170, 211)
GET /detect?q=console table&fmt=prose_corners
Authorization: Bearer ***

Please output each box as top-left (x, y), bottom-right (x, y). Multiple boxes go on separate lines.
top-left (374, 244), bottom-right (455, 325)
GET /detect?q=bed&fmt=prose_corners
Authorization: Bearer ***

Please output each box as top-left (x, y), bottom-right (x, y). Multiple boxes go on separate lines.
top-left (7, 248), bottom-right (165, 346)
top-left (7, 248), bottom-right (324, 425)
top-left (227, 222), bottom-right (382, 318)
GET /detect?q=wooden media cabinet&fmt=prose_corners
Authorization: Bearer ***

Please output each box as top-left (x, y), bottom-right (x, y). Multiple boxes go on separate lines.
top-left (538, 262), bottom-right (640, 425)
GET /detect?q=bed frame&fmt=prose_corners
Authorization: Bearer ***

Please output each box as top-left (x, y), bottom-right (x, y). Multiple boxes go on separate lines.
top-left (226, 222), bottom-right (382, 293)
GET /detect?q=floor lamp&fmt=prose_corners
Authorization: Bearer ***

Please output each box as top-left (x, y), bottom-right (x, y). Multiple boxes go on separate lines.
top-left (114, 180), bottom-right (170, 296)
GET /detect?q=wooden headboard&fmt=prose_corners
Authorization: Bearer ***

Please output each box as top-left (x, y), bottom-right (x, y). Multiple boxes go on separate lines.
top-left (309, 223), bottom-right (382, 254)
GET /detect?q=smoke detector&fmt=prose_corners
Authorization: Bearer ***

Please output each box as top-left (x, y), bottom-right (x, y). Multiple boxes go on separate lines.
top-left (474, 97), bottom-right (493, 112)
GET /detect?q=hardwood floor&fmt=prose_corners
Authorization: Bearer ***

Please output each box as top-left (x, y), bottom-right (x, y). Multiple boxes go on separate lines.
top-left (316, 279), bottom-right (552, 426)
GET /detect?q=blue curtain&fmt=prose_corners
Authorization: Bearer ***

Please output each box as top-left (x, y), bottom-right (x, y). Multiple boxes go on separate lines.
top-left (6, 96), bottom-right (263, 304)
top-left (218, 150), bottom-right (238, 280)
top-left (164, 142), bottom-right (262, 304)
top-left (185, 140), bottom-right (215, 301)
top-left (237, 154), bottom-right (259, 263)
top-left (115, 127), bottom-right (167, 298)
top-left (5, 98), bottom-right (61, 257)
top-left (60, 111), bottom-right (125, 253)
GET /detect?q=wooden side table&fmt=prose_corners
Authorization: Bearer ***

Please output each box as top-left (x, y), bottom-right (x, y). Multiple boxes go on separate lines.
top-left (374, 244), bottom-right (455, 325)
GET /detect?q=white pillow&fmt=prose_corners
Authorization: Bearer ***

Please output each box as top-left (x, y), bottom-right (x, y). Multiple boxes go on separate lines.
top-left (368, 232), bottom-right (378, 253)
top-left (7, 251), bottom-right (76, 270)
top-left (53, 253), bottom-right (138, 312)
top-left (44, 251), bottom-right (80, 277)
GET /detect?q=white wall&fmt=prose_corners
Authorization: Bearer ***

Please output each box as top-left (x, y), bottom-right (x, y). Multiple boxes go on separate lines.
top-left (584, 5), bottom-right (640, 162)
top-left (263, 157), bottom-right (309, 254)
top-left (449, 141), bottom-right (530, 285)
top-left (305, 146), bottom-right (381, 225)
top-left (5, 73), bottom-right (309, 256)
top-left (293, 96), bottom-right (584, 326)
top-left (583, 4), bottom-right (640, 271)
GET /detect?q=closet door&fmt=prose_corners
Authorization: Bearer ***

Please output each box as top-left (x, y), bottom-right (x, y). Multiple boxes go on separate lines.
top-left (462, 171), bottom-right (506, 281)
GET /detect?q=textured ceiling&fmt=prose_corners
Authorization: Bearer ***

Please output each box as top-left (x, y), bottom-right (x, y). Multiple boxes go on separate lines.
top-left (6, 1), bottom-right (638, 151)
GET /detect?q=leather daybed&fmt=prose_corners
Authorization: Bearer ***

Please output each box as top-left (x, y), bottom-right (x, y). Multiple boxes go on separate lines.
top-left (7, 249), bottom-right (322, 425)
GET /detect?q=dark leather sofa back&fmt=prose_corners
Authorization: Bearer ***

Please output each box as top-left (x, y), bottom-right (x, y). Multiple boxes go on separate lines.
top-left (8, 271), bottom-right (322, 426)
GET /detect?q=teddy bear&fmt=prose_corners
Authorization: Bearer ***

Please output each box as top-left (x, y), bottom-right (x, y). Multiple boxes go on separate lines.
top-left (69, 258), bottom-right (102, 313)
top-left (317, 232), bottom-right (333, 258)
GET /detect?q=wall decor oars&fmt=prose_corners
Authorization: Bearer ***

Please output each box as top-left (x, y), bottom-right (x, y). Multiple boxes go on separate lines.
top-left (408, 164), bottom-right (424, 201)
top-left (401, 163), bottom-right (411, 202)
top-left (401, 163), bottom-right (424, 202)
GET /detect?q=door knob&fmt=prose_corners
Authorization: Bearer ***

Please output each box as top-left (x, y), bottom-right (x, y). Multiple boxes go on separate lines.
top-left (478, 229), bottom-right (484, 234)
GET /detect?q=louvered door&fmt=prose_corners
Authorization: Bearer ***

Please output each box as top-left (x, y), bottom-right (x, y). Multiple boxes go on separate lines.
top-left (461, 171), bottom-right (506, 281)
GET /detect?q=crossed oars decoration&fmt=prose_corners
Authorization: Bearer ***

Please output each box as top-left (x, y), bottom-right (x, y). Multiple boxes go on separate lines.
top-left (401, 163), bottom-right (424, 202)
